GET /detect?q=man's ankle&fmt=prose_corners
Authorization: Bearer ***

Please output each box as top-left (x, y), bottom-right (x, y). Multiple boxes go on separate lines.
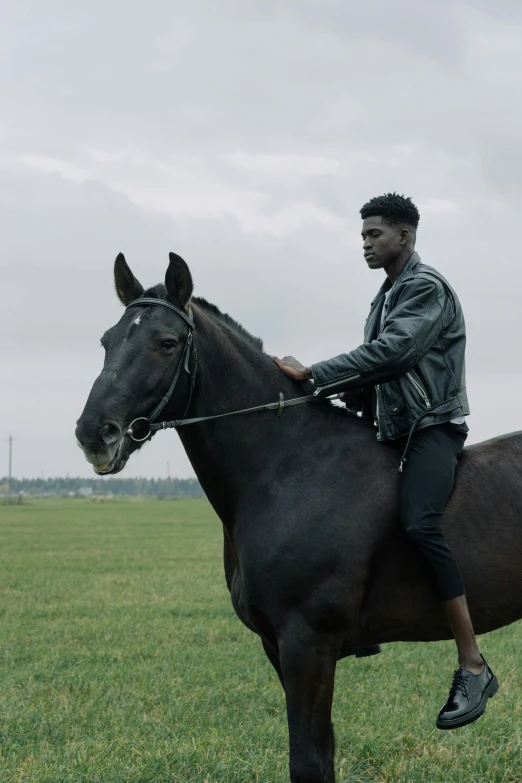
top-left (458, 654), bottom-right (484, 675)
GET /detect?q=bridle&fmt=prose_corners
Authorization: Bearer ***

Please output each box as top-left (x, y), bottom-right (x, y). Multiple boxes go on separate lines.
top-left (124, 297), bottom-right (340, 444)
top-left (125, 298), bottom-right (198, 442)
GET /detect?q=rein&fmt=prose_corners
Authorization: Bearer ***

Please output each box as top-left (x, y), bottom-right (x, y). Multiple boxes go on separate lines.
top-left (124, 297), bottom-right (340, 443)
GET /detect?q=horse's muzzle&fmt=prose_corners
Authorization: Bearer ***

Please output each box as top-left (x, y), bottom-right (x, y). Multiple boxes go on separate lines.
top-left (75, 418), bottom-right (127, 473)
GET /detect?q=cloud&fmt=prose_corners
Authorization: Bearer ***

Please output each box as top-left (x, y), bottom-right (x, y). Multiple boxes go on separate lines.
top-left (419, 199), bottom-right (459, 215)
top-left (19, 154), bottom-right (91, 182)
top-left (222, 152), bottom-right (341, 182)
top-left (19, 149), bottom-right (345, 235)
top-left (1, 0), bottom-right (521, 478)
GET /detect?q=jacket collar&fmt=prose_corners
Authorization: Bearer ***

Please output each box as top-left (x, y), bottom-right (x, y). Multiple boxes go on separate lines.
top-left (373, 251), bottom-right (421, 302)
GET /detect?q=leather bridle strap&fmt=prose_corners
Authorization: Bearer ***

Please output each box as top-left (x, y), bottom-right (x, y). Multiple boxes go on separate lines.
top-left (147, 333), bottom-right (194, 423)
top-left (125, 298), bottom-right (197, 441)
top-left (131, 390), bottom-right (342, 437)
top-left (126, 297), bottom-right (195, 330)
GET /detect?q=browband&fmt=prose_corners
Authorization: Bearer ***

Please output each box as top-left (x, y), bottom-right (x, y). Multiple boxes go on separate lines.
top-left (126, 297), bottom-right (195, 330)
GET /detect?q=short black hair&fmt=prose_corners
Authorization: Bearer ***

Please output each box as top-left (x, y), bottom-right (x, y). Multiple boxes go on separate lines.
top-left (360, 193), bottom-right (420, 229)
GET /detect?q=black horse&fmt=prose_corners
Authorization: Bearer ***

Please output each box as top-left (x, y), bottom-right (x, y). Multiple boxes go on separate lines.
top-left (76, 253), bottom-right (522, 783)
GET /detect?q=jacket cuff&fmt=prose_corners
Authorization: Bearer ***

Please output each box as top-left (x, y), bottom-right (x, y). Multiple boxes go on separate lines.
top-left (311, 356), bottom-right (360, 388)
top-left (311, 362), bottom-right (329, 387)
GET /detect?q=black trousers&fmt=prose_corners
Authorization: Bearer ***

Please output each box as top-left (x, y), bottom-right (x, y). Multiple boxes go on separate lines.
top-left (390, 422), bottom-right (467, 602)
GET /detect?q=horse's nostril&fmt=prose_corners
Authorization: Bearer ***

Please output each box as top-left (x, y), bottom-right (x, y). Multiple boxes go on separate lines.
top-left (99, 421), bottom-right (122, 446)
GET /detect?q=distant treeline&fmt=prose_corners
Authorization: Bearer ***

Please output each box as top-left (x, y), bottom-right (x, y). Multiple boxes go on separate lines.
top-left (0, 476), bottom-right (204, 498)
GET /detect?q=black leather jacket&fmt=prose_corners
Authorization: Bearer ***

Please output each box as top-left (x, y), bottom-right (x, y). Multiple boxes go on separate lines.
top-left (311, 252), bottom-right (469, 444)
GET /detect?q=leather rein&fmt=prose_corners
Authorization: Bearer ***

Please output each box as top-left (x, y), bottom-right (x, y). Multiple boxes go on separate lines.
top-left (124, 297), bottom-right (339, 443)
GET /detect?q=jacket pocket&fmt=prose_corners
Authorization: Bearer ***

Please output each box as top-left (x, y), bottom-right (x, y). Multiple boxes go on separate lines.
top-left (387, 398), bottom-right (404, 415)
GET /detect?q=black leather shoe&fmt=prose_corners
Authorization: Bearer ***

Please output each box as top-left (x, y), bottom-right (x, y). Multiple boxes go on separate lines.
top-left (436, 656), bottom-right (499, 730)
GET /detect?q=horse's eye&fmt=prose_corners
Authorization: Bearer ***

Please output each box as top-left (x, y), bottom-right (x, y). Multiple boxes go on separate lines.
top-left (161, 340), bottom-right (177, 351)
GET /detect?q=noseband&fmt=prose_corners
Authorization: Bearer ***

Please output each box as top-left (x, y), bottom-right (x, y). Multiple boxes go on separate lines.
top-left (125, 298), bottom-right (197, 442)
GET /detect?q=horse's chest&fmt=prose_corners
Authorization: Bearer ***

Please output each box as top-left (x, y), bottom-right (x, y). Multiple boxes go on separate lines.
top-left (228, 532), bottom-right (349, 636)
top-left (229, 565), bottom-right (270, 636)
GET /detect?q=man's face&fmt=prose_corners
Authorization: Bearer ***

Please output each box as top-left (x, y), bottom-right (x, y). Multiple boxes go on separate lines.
top-left (361, 216), bottom-right (406, 269)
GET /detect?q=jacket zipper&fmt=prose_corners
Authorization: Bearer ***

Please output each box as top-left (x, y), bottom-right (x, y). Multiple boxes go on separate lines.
top-left (406, 372), bottom-right (431, 408)
top-left (313, 373), bottom-right (361, 396)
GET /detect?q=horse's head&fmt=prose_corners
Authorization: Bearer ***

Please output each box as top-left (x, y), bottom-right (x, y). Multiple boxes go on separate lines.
top-left (75, 252), bottom-right (195, 475)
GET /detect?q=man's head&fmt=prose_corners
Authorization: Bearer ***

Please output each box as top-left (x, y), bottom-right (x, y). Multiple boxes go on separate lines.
top-left (360, 193), bottom-right (420, 271)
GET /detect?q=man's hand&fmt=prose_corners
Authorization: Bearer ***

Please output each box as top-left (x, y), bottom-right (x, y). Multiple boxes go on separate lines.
top-left (273, 355), bottom-right (313, 383)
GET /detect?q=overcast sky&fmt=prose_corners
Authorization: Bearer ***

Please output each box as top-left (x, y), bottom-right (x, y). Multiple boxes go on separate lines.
top-left (1, 0), bottom-right (521, 480)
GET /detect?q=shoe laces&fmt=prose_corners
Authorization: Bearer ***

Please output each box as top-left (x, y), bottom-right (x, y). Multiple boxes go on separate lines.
top-left (451, 669), bottom-right (470, 699)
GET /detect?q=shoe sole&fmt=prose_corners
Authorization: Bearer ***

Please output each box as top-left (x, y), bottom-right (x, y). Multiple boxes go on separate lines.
top-left (436, 675), bottom-right (499, 730)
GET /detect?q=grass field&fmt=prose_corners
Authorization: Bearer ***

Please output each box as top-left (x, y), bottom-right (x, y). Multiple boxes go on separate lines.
top-left (1, 498), bottom-right (521, 783)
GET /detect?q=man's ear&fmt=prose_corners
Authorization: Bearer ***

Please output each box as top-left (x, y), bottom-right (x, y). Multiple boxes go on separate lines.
top-left (114, 253), bottom-right (144, 306)
top-left (399, 228), bottom-right (411, 246)
top-left (165, 252), bottom-right (193, 310)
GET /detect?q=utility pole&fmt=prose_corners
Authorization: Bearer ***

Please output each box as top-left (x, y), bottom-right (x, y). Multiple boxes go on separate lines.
top-left (7, 435), bottom-right (12, 505)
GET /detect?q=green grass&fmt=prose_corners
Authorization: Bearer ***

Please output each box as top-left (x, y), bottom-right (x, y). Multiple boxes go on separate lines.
top-left (0, 498), bottom-right (521, 783)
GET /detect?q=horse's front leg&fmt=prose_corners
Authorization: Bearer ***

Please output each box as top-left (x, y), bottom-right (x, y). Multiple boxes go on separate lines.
top-left (279, 620), bottom-right (342, 783)
top-left (262, 637), bottom-right (285, 688)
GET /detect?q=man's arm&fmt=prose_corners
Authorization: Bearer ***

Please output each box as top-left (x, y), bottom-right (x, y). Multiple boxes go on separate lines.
top-left (310, 276), bottom-right (445, 392)
top-left (272, 357), bottom-right (365, 410)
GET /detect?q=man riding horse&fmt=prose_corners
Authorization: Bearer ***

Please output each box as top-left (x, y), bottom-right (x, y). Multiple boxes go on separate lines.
top-left (275, 192), bottom-right (498, 730)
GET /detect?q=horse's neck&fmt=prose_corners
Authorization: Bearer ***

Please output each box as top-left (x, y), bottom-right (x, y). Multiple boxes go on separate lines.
top-left (180, 309), bottom-right (307, 518)
top-left (191, 307), bottom-right (300, 416)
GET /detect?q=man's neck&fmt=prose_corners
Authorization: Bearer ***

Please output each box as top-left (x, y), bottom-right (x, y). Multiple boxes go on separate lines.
top-left (384, 249), bottom-right (415, 283)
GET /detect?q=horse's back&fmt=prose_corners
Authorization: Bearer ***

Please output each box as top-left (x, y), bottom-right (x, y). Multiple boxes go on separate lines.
top-left (456, 429), bottom-right (522, 501)
top-left (463, 429), bottom-right (522, 458)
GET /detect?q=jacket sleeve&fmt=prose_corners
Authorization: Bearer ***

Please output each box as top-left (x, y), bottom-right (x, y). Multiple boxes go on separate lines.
top-left (311, 277), bottom-right (444, 392)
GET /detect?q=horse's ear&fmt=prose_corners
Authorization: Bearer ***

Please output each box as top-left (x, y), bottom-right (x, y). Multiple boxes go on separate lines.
top-left (114, 253), bottom-right (144, 306)
top-left (165, 252), bottom-right (193, 310)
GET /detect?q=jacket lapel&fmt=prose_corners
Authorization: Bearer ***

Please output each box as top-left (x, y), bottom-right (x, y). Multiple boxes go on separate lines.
top-left (364, 280), bottom-right (390, 342)
top-left (363, 252), bottom-right (421, 343)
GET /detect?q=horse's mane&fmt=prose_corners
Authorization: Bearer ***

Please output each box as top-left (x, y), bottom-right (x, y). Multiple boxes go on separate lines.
top-left (141, 285), bottom-right (264, 353)
top-left (191, 298), bottom-right (359, 423)
top-left (193, 296), bottom-right (264, 353)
